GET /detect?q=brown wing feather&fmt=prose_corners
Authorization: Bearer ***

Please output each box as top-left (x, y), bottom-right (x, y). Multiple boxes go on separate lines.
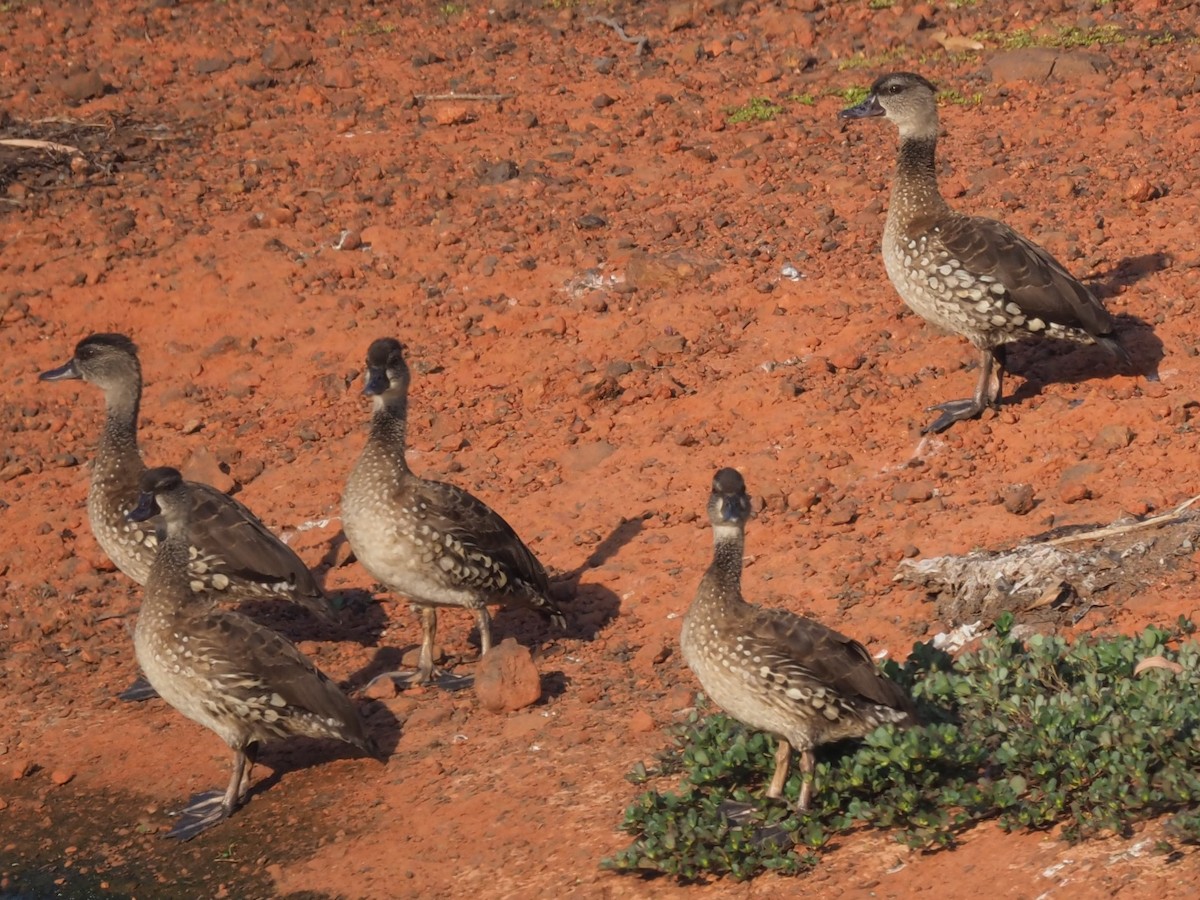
top-left (186, 482), bottom-right (330, 607)
top-left (174, 607), bottom-right (368, 745)
top-left (745, 606), bottom-right (914, 715)
top-left (405, 478), bottom-right (553, 596)
top-left (913, 212), bottom-right (1122, 343)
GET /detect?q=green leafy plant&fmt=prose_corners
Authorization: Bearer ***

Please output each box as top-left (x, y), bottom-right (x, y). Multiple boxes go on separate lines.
top-left (726, 97), bottom-right (784, 124)
top-left (977, 24), bottom-right (1128, 49)
top-left (832, 85), bottom-right (869, 106)
top-left (603, 618), bottom-right (1200, 881)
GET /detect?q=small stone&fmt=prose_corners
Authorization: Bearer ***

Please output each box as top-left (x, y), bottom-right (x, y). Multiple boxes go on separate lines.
top-left (665, 1), bottom-right (694, 31)
top-left (592, 93), bottom-right (616, 109)
top-left (1059, 482), bottom-right (1091, 504)
top-left (628, 710), bottom-right (656, 733)
top-left (892, 481), bottom-right (933, 504)
top-left (181, 446), bottom-right (234, 494)
top-left (50, 770), bottom-right (74, 786)
top-left (11, 759), bottom-right (34, 780)
top-left (1125, 177), bottom-right (1156, 203)
top-left (58, 69), bottom-right (106, 101)
top-left (194, 54), bottom-right (234, 75)
top-left (363, 676), bottom-right (399, 700)
top-left (262, 40), bottom-right (313, 71)
top-left (474, 638), bottom-right (541, 713)
top-left (1094, 424), bottom-right (1134, 451)
top-left (827, 501), bottom-right (857, 526)
top-left (433, 105), bottom-right (474, 126)
top-left (1003, 483), bottom-right (1036, 516)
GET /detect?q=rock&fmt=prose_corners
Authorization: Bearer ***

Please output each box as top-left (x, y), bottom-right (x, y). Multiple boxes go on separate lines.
top-left (1003, 483), bottom-right (1036, 516)
top-left (559, 440), bottom-right (616, 473)
top-left (11, 759), bottom-right (34, 780)
top-left (180, 446), bottom-right (235, 494)
top-left (474, 638), bottom-right (542, 713)
top-left (892, 481), bottom-right (934, 504)
top-left (827, 501), bottom-right (857, 525)
top-left (363, 676), bottom-right (399, 700)
top-left (1093, 424), bottom-right (1134, 452)
top-left (665, 1), bottom-right (694, 31)
top-left (986, 48), bottom-right (1059, 83)
top-left (194, 54), bottom-right (234, 75)
top-left (628, 710), bottom-right (656, 733)
top-left (50, 769), bottom-right (74, 786)
top-left (321, 64), bottom-right (357, 89)
top-left (631, 639), bottom-right (671, 677)
top-left (262, 40), bottom-right (313, 71)
top-left (58, 69), bottom-right (106, 101)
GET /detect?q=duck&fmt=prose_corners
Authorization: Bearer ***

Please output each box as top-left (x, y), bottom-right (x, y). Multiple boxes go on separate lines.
top-left (839, 72), bottom-right (1129, 434)
top-left (39, 334), bottom-right (335, 621)
top-left (128, 466), bottom-right (377, 840)
top-left (680, 467), bottom-right (914, 811)
top-left (341, 337), bottom-right (565, 686)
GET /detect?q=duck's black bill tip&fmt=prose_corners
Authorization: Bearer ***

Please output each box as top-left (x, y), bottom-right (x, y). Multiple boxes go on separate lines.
top-left (839, 95), bottom-right (884, 120)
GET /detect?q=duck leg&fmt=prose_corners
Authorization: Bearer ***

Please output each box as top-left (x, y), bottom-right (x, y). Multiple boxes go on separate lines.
top-left (924, 347), bottom-right (1004, 434)
top-left (366, 605), bottom-right (470, 691)
top-left (167, 746), bottom-right (253, 841)
top-left (474, 607), bottom-right (494, 657)
top-left (796, 749), bottom-right (817, 813)
top-left (765, 738), bottom-right (792, 801)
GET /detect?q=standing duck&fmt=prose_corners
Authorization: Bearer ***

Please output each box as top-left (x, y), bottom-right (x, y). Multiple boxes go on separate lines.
top-left (840, 72), bottom-right (1129, 433)
top-left (129, 466), bottom-right (376, 840)
top-left (680, 468), bottom-right (914, 811)
top-left (39, 334), bottom-right (334, 621)
top-left (342, 338), bottom-right (565, 686)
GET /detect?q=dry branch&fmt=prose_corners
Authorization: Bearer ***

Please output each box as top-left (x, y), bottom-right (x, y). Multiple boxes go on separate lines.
top-left (0, 137), bottom-right (85, 155)
top-left (588, 15), bottom-right (650, 56)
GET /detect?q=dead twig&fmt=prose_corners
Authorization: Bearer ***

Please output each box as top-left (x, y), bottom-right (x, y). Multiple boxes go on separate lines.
top-left (0, 137), bottom-right (85, 155)
top-left (416, 92), bottom-right (513, 102)
top-left (1044, 492), bottom-right (1200, 547)
top-left (588, 15), bottom-right (650, 56)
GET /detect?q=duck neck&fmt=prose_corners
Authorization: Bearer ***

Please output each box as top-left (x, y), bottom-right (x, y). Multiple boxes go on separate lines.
top-left (95, 380), bottom-right (144, 482)
top-left (703, 524), bottom-right (745, 603)
top-left (889, 136), bottom-right (949, 224)
top-left (367, 390), bottom-right (412, 475)
top-left (145, 527), bottom-right (193, 610)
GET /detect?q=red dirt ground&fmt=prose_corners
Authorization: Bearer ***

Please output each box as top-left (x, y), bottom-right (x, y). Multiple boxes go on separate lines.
top-left (3, 1), bottom-right (1200, 897)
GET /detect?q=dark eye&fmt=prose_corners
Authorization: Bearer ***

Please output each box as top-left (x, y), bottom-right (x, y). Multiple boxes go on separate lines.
top-left (887, 84), bottom-right (902, 95)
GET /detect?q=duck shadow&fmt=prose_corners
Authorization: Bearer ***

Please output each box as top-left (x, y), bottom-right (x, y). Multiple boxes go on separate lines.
top-left (1002, 312), bottom-right (1164, 408)
top-left (236, 719), bottom-right (400, 810)
top-left (1084, 251), bottom-right (1171, 301)
top-left (233, 587), bottom-right (388, 649)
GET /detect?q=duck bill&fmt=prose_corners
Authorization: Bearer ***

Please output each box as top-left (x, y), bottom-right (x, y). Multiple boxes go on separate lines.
top-left (839, 94), bottom-right (884, 120)
top-left (362, 367), bottom-right (390, 396)
top-left (39, 359), bottom-right (82, 381)
top-left (126, 491), bottom-right (159, 523)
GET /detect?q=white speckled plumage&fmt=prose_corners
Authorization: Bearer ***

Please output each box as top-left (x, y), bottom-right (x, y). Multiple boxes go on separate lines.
top-left (681, 468), bottom-right (914, 811)
top-left (342, 338), bottom-right (565, 685)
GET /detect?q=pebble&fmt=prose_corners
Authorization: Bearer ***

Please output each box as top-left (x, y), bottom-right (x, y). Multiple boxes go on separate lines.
top-left (1003, 484), bottom-right (1036, 516)
top-left (58, 69), bottom-right (105, 101)
top-left (474, 639), bottom-right (541, 713)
